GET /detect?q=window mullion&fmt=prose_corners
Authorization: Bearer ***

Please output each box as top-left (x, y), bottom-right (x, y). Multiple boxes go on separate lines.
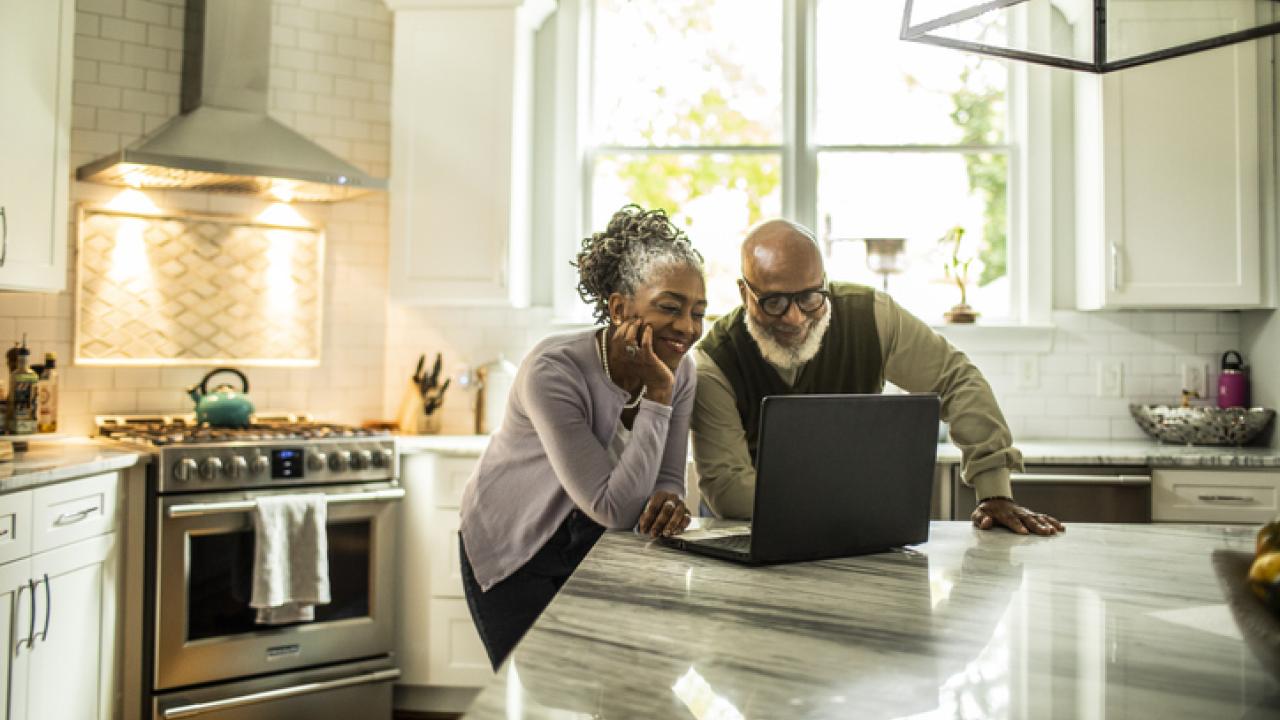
top-left (784, 0), bottom-right (817, 230)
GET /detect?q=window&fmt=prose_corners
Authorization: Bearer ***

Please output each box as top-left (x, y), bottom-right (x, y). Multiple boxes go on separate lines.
top-left (574, 0), bottom-right (1018, 323)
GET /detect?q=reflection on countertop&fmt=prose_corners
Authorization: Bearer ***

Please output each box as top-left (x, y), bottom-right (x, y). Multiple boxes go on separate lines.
top-left (0, 437), bottom-right (143, 492)
top-left (462, 521), bottom-right (1280, 719)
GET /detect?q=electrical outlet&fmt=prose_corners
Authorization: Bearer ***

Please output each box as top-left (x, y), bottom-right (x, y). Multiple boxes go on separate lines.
top-left (1097, 361), bottom-right (1124, 397)
top-left (1015, 355), bottom-right (1039, 390)
top-left (1181, 363), bottom-right (1208, 399)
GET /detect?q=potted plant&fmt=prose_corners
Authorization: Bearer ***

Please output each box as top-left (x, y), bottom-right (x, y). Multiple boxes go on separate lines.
top-left (939, 226), bottom-right (979, 323)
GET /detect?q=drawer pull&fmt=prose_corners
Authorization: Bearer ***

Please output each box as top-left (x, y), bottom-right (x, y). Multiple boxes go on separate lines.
top-left (1011, 473), bottom-right (1151, 485)
top-left (1197, 494), bottom-right (1255, 504)
top-left (53, 506), bottom-right (100, 526)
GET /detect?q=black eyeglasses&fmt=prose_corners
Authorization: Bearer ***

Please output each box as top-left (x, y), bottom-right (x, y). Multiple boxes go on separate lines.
top-left (740, 278), bottom-right (830, 317)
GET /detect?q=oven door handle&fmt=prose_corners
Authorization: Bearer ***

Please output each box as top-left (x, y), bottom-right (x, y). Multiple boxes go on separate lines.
top-left (1009, 473), bottom-right (1152, 485)
top-left (160, 668), bottom-right (401, 719)
top-left (166, 488), bottom-right (406, 519)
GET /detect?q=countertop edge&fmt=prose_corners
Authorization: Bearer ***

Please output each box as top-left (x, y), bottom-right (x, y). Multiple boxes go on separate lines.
top-left (0, 439), bottom-right (145, 494)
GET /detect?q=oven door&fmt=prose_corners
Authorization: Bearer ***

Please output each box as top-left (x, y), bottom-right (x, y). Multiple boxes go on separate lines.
top-left (155, 482), bottom-right (402, 690)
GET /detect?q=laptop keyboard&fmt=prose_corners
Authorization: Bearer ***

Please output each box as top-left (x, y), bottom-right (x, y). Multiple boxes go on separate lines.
top-left (698, 533), bottom-right (752, 553)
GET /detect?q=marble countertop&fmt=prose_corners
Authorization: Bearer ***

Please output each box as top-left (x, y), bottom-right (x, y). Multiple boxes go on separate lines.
top-left (463, 521), bottom-right (1280, 719)
top-left (936, 439), bottom-right (1280, 468)
top-left (0, 437), bottom-right (144, 493)
top-left (398, 434), bottom-right (1280, 469)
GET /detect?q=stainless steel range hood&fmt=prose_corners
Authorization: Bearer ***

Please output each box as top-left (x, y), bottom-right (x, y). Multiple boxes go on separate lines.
top-left (76, 0), bottom-right (385, 202)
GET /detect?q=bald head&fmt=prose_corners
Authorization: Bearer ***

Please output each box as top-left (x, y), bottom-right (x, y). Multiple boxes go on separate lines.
top-left (741, 219), bottom-right (825, 290)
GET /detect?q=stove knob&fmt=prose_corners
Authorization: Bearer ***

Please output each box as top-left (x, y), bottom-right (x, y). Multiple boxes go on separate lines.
top-left (227, 455), bottom-right (249, 479)
top-left (351, 450), bottom-right (372, 470)
top-left (307, 451), bottom-right (327, 471)
top-left (372, 448), bottom-right (393, 469)
top-left (328, 451), bottom-right (351, 472)
top-left (252, 456), bottom-right (270, 475)
top-left (199, 457), bottom-right (224, 481)
top-left (173, 458), bottom-right (199, 483)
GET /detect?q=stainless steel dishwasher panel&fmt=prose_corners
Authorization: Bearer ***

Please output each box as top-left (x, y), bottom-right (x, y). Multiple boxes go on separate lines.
top-left (952, 464), bottom-right (1152, 522)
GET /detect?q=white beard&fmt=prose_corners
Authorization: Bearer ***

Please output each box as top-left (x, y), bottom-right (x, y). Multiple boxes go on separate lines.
top-left (745, 303), bottom-right (833, 371)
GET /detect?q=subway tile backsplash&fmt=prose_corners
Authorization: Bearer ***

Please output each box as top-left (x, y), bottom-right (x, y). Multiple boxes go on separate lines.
top-left (3, 0), bottom-right (392, 436)
top-left (384, 305), bottom-right (1245, 442)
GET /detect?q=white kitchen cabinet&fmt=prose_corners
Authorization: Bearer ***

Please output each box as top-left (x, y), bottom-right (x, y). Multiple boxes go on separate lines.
top-left (1075, 1), bottom-right (1267, 309)
top-left (383, 0), bottom-right (552, 307)
top-left (0, 0), bottom-right (73, 292)
top-left (0, 472), bottom-right (119, 720)
top-left (21, 533), bottom-right (116, 720)
top-left (1153, 468), bottom-right (1280, 523)
top-left (396, 451), bottom-right (492, 694)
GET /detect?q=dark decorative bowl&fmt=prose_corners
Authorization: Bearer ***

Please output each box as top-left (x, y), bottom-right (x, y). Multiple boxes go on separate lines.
top-left (1212, 549), bottom-right (1280, 680)
top-left (1129, 404), bottom-right (1275, 446)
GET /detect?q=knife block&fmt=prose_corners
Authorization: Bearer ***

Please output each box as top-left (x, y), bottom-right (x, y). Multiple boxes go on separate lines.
top-left (396, 379), bottom-right (424, 434)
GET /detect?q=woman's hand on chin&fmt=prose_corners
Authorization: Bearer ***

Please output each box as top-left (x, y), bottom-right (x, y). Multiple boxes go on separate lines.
top-left (636, 490), bottom-right (691, 538)
top-left (609, 318), bottom-right (674, 404)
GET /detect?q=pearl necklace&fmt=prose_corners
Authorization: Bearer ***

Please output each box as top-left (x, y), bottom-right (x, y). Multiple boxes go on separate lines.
top-left (599, 327), bottom-right (646, 410)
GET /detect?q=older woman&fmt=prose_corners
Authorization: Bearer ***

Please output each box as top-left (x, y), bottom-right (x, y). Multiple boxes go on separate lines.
top-left (458, 205), bottom-right (707, 668)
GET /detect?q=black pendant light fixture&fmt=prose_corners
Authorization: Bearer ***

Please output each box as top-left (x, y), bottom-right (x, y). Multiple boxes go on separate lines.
top-left (901, 0), bottom-right (1280, 73)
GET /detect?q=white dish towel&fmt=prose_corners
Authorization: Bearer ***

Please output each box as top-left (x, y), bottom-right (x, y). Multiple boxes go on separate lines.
top-left (250, 494), bottom-right (331, 625)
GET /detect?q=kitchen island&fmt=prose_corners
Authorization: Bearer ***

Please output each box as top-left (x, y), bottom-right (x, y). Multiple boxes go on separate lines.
top-left (462, 521), bottom-right (1280, 719)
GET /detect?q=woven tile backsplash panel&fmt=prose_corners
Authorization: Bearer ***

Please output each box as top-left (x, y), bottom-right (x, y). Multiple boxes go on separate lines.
top-left (76, 208), bottom-right (324, 365)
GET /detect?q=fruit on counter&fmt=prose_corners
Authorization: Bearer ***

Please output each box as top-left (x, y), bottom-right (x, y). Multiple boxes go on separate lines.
top-left (1249, 551), bottom-right (1280, 613)
top-left (1258, 520), bottom-right (1280, 555)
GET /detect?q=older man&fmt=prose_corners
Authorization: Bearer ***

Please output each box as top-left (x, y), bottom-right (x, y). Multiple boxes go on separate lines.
top-left (691, 219), bottom-right (1063, 535)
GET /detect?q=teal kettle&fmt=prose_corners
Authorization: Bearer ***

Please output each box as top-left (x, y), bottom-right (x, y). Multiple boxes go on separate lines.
top-left (188, 368), bottom-right (255, 427)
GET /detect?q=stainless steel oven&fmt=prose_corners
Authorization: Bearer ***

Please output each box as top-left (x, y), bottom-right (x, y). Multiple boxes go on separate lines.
top-left (155, 481), bottom-right (401, 690)
top-left (104, 416), bottom-right (402, 720)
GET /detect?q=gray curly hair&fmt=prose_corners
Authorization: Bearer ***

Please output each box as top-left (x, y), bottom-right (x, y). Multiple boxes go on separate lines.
top-left (573, 204), bottom-right (705, 325)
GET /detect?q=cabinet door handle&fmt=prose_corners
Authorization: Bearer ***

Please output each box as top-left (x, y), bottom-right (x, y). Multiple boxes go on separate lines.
top-left (0, 527), bottom-right (9, 539)
top-left (1197, 494), bottom-right (1254, 504)
top-left (0, 206), bottom-right (7, 268)
top-left (54, 506), bottom-right (99, 526)
top-left (1109, 241), bottom-right (1121, 292)
top-left (16, 579), bottom-right (36, 655)
top-left (34, 574), bottom-right (49, 644)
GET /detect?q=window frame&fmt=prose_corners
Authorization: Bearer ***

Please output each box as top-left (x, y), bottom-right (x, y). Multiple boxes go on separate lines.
top-left (551, 0), bottom-right (1053, 335)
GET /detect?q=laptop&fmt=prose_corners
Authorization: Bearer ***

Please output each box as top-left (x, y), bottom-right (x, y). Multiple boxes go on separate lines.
top-left (661, 393), bottom-right (940, 565)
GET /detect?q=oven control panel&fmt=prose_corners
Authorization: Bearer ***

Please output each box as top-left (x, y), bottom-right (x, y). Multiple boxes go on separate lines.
top-left (159, 438), bottom-right (397, 492)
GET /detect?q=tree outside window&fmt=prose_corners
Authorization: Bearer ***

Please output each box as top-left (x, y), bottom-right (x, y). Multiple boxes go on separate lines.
top-left (588, 0), bottom-right (1010, 321)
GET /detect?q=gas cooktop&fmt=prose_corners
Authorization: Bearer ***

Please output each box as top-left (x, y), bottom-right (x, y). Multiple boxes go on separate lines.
top-left (98, 414), bottom-right (398, 492)
top-left (96, 414), bottom-right (389, 447)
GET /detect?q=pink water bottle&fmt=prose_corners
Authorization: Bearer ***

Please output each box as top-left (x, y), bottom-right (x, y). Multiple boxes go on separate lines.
top-left (1218, 350), bottom-right (1250, 408)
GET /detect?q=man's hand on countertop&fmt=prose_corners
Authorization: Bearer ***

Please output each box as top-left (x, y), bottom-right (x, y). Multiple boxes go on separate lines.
top-left (972, 498), bottom-right (1065, 536)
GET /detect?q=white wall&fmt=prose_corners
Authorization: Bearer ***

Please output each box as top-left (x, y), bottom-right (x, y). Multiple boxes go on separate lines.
top-left (0, 0), bottom-right (392, 435)
top-left (1242, 311), bottom-right (1280, 447)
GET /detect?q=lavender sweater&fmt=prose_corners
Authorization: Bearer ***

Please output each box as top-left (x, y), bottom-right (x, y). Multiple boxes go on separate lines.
top-left (459, 328), bottom-right (695, 591)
